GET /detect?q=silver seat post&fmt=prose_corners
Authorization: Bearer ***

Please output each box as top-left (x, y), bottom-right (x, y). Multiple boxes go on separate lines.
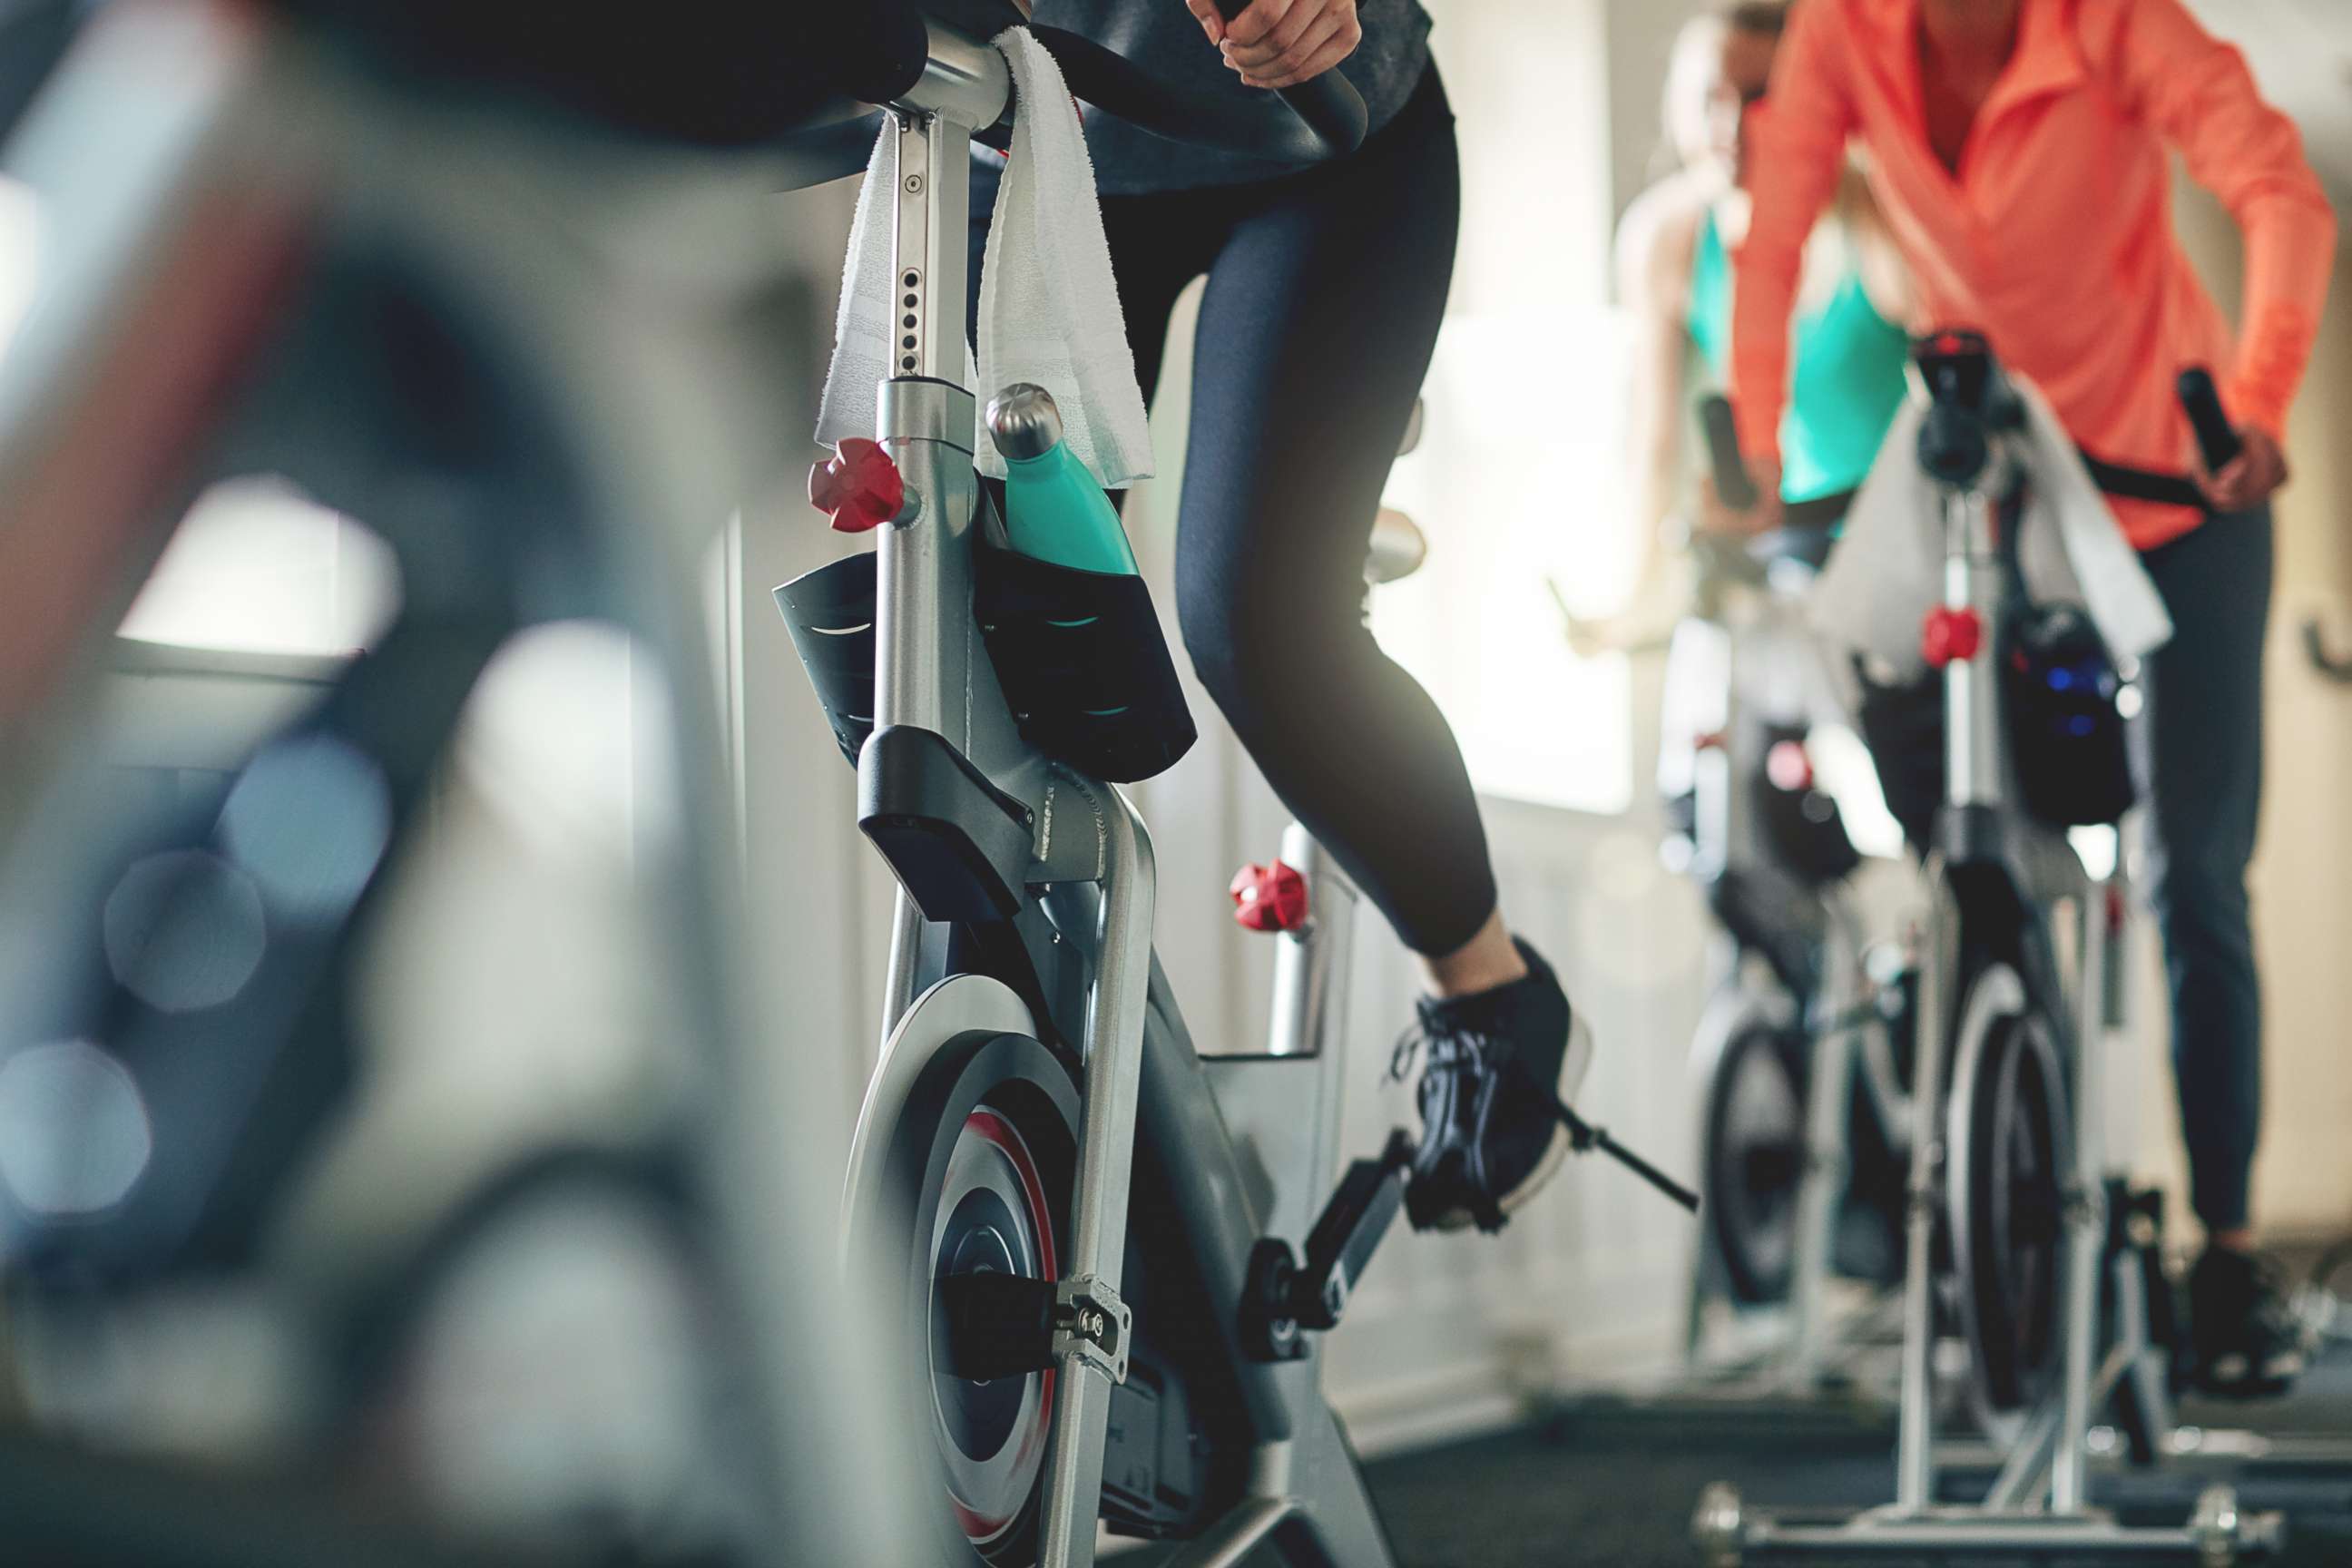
top-left (1942, 484), bottom-right (2005, 812)
top-left (869, 37), bottom-right (1012, 1034)
top-left (872, 34), bottom-right (1009, 746)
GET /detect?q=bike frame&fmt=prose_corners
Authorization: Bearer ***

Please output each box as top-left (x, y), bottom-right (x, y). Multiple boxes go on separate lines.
top-left (846, 33), bottom-right (1392, 1568)
top-left (1697, 358), bottom-right (2308, 1563)
top-left (1674, 554), bottom-right (1908, 1389)
top-left (1894, 446), bottom-right (2112, 1515)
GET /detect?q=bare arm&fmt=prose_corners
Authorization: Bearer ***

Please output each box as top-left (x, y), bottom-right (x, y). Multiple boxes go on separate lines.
top-left (1729, 0), bottom-right (1857, 473)
top-left (1837, 165), bottom-right (1917, 330)
top-left (1620, 186), bottom-right (1704, 577)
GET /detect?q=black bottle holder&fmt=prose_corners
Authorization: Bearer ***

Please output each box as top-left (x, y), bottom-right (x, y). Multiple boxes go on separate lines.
top-left (975, 540), bottom-right (1196, 783)
top-left (774, 544), bottom-right (1196, 784)
top-left (773, 552), bottom-right (879, 766)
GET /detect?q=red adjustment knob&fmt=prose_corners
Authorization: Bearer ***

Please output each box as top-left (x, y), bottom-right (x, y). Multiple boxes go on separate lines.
top-left (1230, 860), bottom-right (1309, 934)
top-left (808, 437), bottom-right (906, 534)
top-left (1921, 605), bottom-right (1984, 669)
top-left (1765, 739), bottom-right (1814, 792)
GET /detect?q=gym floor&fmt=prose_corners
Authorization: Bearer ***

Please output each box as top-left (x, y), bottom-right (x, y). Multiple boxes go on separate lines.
top-left (1133, 1344), bottom-right (2352, 1566)
top-left (1357, 1348), bottom-right (2352, 1568)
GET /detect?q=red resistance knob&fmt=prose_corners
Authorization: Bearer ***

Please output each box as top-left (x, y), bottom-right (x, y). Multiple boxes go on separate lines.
top-left (1230, 860), bottom-right (1309, 934)
top-left (808, 437), bottom-right (906, 534)
top-left (1921, 605), bottom-right (1984, 669)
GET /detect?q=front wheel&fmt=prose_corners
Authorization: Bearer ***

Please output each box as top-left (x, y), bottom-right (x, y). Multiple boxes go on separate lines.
top-left (1701, 1011), bottom-right (1809, 1307)
top-left (1945, 959), bottom-right (2070, 1438)
top-left (880, 1029), bottom-right (1080, 1565)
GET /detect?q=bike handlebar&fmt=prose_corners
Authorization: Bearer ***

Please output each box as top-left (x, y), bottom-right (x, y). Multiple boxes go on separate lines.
top-left (1204, 0), bottom-right (1369, 155)
top-left (2177, 367), bottom-right (2242, 473)
top-left (872, 0), bottom-right (1367, 162)
top-left (1698, 394), bottom-right (1760, 512)
top-left (1031, 24), bottom-right (1366, 163)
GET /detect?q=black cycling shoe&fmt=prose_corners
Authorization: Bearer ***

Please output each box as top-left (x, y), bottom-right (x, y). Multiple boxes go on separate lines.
top-left (1394, 939), bottom-right (1594, 1233)
top-left (2189, 1245), bottom-right (2312, 1397)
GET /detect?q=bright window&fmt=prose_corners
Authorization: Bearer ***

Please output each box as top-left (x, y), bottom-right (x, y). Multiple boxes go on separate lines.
top-left (0, 156), bottom-right (394, 664)
top-left (1370, 0), bottom-right (1632, 815)
top-left (116, 478), bottom-right (400, 660)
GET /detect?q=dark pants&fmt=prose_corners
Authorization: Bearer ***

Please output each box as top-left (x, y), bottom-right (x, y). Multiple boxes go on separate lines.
top-left (1858, 509), bottom-right (2272, 1233)
top-left (971, 71), bottom-right (1494, 955)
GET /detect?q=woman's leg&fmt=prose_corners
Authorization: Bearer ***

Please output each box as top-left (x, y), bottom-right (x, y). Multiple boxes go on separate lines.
top-left (1167, 74), bottom-right (1586, 1229)
top-left (2135, 508), bottom-right (2304, 1391)
top-left (1170, 77), bottom-right (1504, 975)
top-left (2137, 511), bottom-right (2269, 1244)
top-left (979, 117), bottom-right (1501, 977)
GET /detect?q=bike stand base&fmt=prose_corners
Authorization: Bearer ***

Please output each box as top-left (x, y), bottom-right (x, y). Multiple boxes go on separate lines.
top-left (1693, 1486), bottom-right (2286, 1565)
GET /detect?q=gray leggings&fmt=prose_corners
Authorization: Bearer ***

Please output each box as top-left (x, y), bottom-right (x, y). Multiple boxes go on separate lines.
top-left (1858, 508), bottom-right (2271, 1233)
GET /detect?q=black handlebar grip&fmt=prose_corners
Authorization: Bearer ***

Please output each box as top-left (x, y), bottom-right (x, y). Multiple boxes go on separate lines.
top-left (1209, 0), bottom-right (1369, 157)
top-left (1699, 395), bottom-right (1760, 511)
top-left (1275, 72), bottom-right (1368, 156)
top-left (2178, 368), bottom-right (2242, 472)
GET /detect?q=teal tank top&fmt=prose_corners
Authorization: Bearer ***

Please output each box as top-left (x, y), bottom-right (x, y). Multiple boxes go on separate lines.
top-left (1686, 209), bottom-right (1908, 505)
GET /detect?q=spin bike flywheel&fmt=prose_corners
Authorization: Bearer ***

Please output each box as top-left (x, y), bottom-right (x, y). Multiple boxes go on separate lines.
top-left (1702, 1014), bottom-right (1809, 1307)
top-left (1945, 959), bottom-right (2070, 1437)
top-left (885, 1029), bottom-right (1079, 1564)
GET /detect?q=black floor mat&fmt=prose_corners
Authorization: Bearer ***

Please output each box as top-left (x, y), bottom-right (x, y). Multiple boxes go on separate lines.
top-left (1355, 1345), bottom-right (2352, 1567)
top-left (1124, 1341), bottom-right (2352, 1566)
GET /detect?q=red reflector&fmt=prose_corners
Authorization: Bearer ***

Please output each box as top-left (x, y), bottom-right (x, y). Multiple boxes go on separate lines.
top-left (1922, 606), bottom-right (1984, 668)
top-left (1230, 860), bottom-right (1309, 934)
top-left (809, 437), bottom-right (906, 534)
top-left (1766, 740), bottom-right (1814, 792)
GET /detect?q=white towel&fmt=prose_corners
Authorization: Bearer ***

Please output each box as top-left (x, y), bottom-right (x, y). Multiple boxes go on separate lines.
top-left (816, 29), bottom-right (1152, 489)
top-left (1809, 375), bottom-right (2172, 682)
top-left (812, 118), bottom-right (900, 449)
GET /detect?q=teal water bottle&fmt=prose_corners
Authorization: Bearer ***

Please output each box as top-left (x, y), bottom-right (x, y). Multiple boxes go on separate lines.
top-left (986, 383), bottom-right (1140, 577)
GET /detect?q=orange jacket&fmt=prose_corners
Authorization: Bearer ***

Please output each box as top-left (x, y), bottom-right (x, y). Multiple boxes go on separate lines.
top-left (1732, 0), bottom-right (2336, 548)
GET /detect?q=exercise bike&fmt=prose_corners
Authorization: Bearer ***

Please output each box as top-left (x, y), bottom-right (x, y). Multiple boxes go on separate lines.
top-left (1692, 335), bottom-right (2295, 1563)
top-left (1662, 402), bottom-right (1920, 1389)
top-left (1559, 398), bottom-right (1915, 1394)
top-left (778, 8), bottom-right (1691, 1563)
top-left (0, 4), bottom-right (967, 1563)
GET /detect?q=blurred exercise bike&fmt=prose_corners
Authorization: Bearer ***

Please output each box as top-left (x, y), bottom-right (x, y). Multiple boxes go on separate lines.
top-left (1564, 397), bottom-right (1917, 1391)
top-left (1696, 337), bottom-right (2335, 1565)
top-left (0, 4), bottom-right (943, 1563)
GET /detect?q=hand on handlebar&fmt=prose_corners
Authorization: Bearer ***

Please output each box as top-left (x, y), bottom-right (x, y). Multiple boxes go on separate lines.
top-left (2195, 421), bottom-right (2288, 514)
top-left (1187, 0), bottom-right (1364, 91)
top-left (1698, 454), bottom-right (1783, 539)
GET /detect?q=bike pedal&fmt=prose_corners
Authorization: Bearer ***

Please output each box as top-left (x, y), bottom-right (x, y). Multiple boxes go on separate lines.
top-left (1553, 1098), bottom-right (1701, 1213)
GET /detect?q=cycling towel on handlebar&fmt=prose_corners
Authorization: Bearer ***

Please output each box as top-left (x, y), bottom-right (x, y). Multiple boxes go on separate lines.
top-left (816, 28), bottom-right (1152, 489)
top-left (1809, 373), bottom-right (2172, 684)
